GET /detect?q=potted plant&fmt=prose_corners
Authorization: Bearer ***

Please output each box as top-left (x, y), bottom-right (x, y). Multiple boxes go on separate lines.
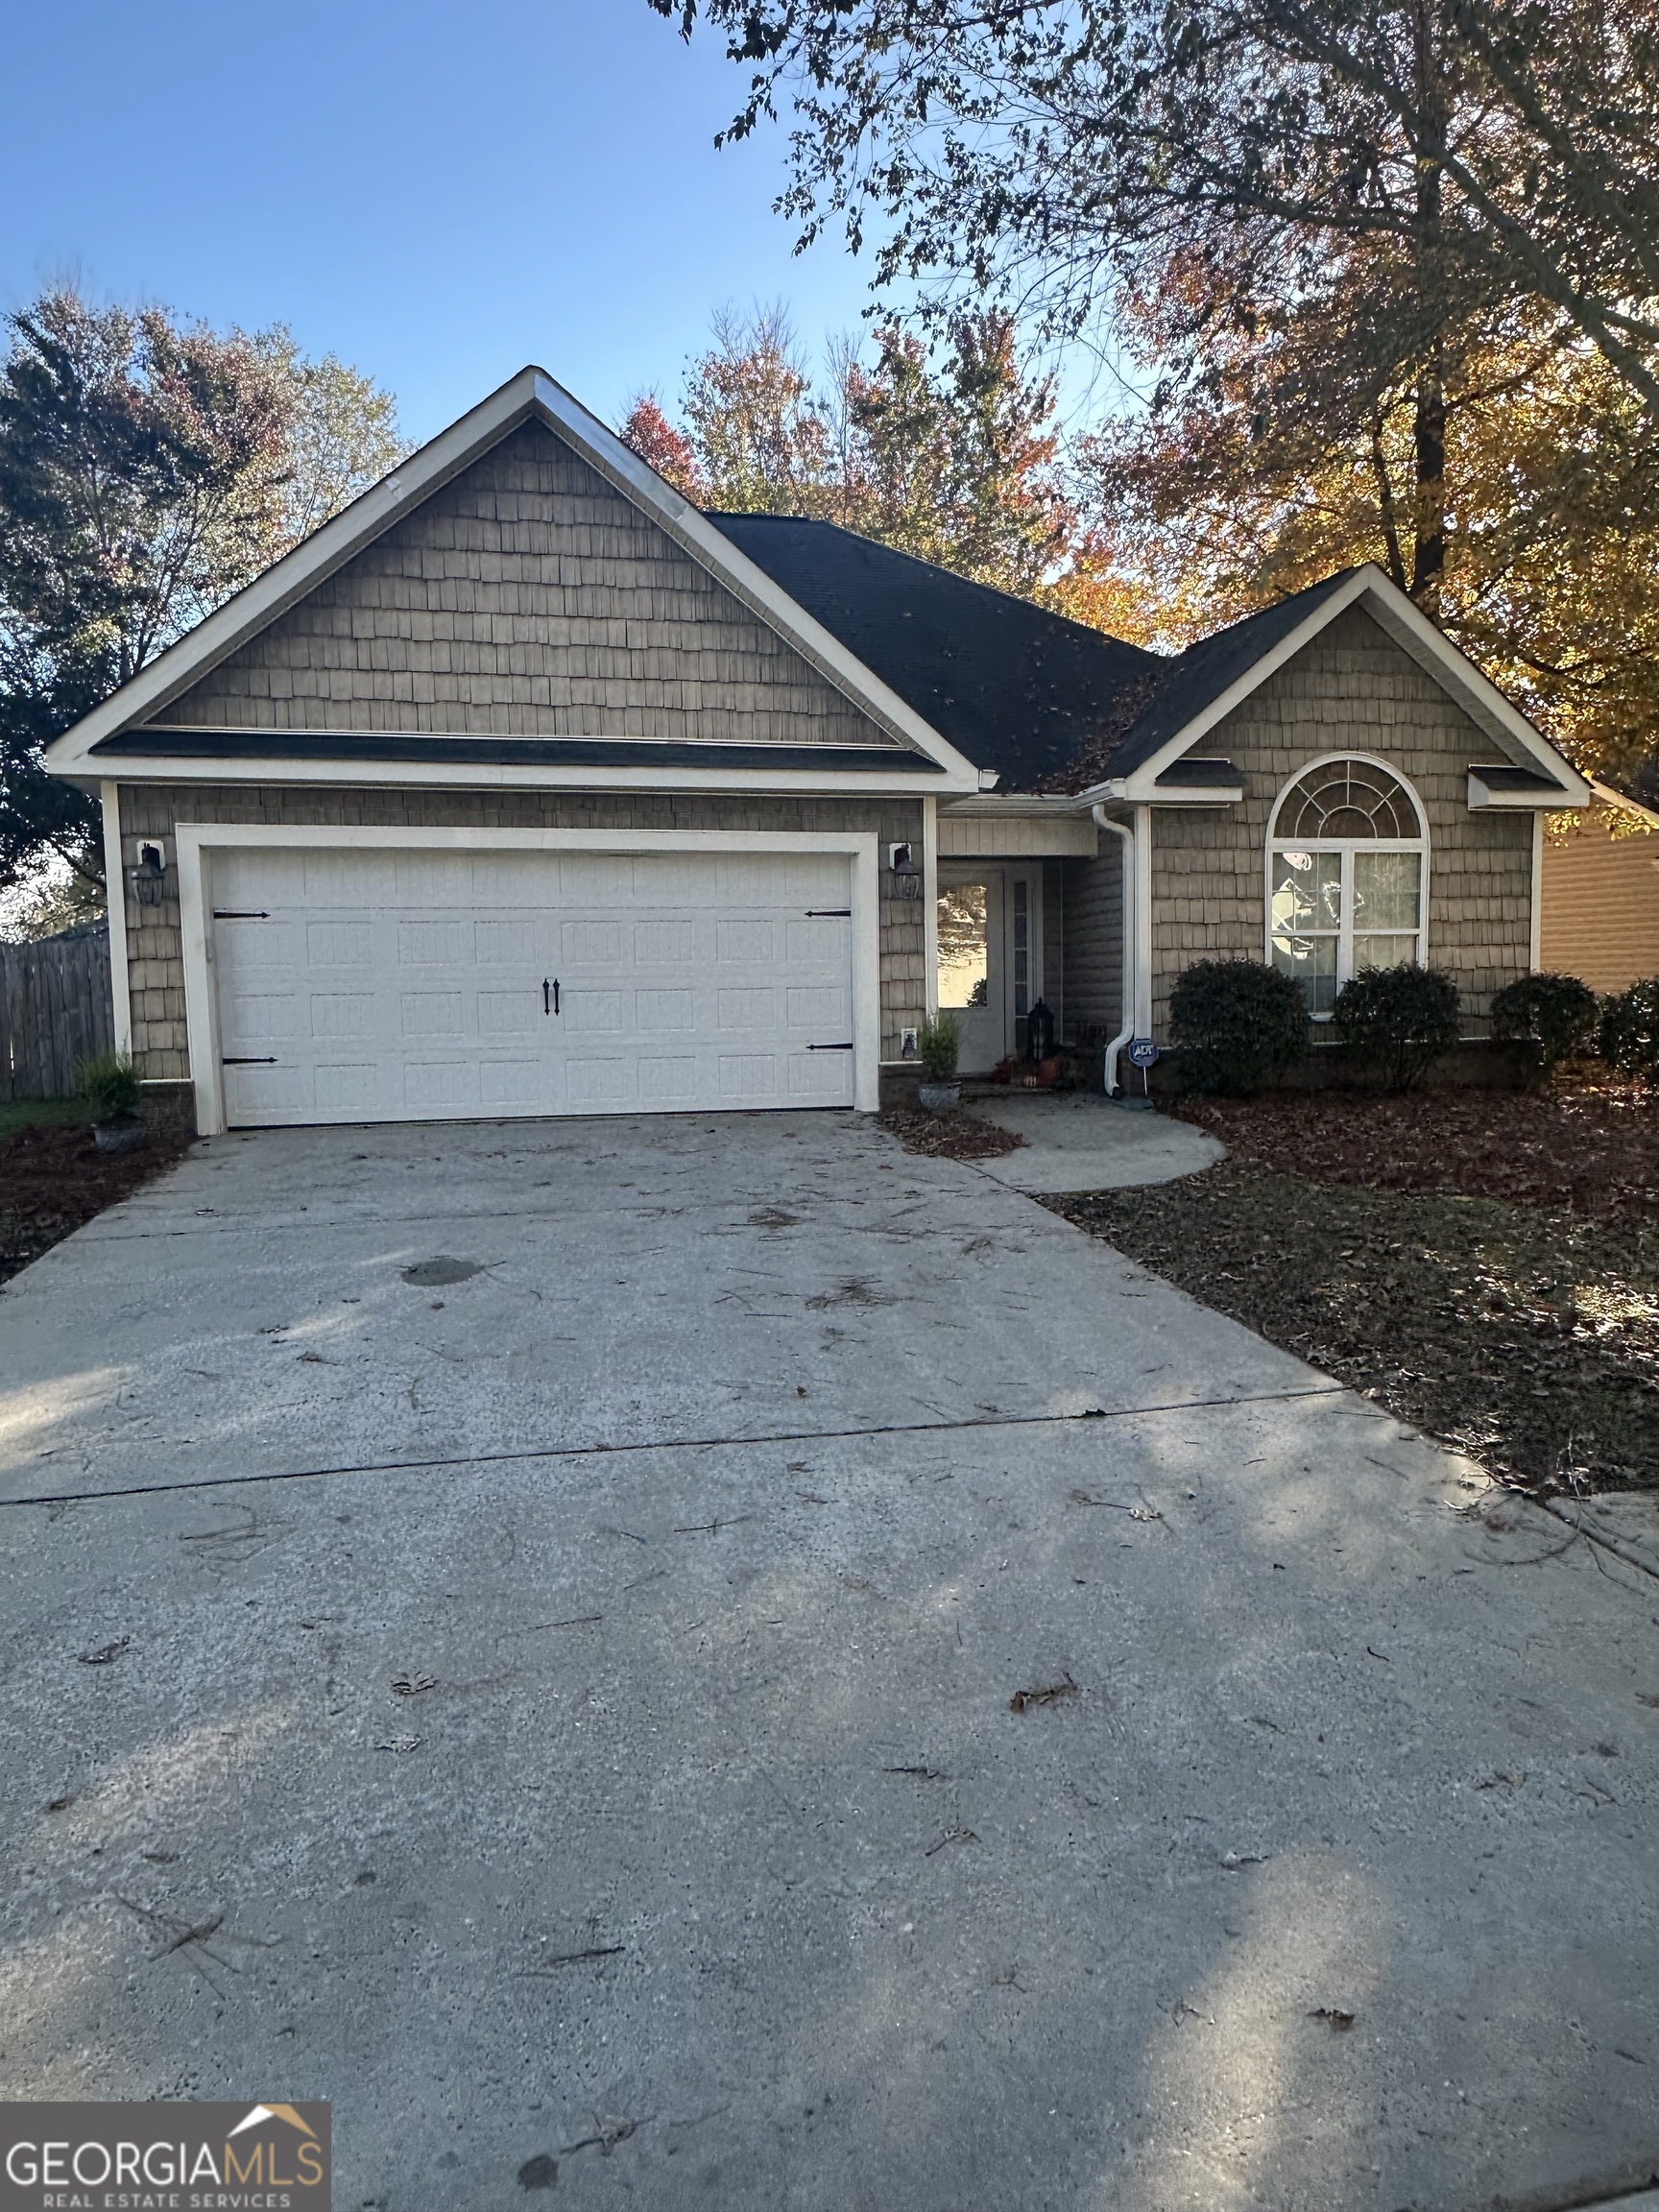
top-left (79, 1051), bottom-right (148, 1153)
top-left (916, 1013), bottom-right (962, 1111)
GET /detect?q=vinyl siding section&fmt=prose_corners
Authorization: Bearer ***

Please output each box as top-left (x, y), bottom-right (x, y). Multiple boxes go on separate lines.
top-left (145, 421), bottom-right (908, 753)
top-left (1540, 805), bottom-right (1659, 993)
top-left (117, 784), bottom-right (924, 1080)
top-left (1147, 607), bottom-right (1535, 1037)
top-left (1062, 847), bottom-right (1124, 1039)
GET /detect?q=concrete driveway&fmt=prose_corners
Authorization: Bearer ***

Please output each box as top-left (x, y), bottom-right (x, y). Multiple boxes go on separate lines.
top-left (1, 1113), bottom-right (1654, 2212)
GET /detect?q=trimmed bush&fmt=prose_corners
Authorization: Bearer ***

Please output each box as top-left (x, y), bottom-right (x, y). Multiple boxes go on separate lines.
top-left (1599, 976), bottom-right (1659, 1083)
top-left (916, 1013), bottom-right (961, 1083)
top-left (1167, 958), bottom-right (1309, 1095)
top-left (78, 1050), bottom-right (143, 1121)
top-left (1489, 972), bottom-right (1599, 1072)
top-left (1332, 963), bottom-right (1460, 1091)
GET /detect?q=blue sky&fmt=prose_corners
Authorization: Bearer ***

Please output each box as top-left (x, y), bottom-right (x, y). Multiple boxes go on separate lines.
top-left (1, 0), bottom-right (895, 445)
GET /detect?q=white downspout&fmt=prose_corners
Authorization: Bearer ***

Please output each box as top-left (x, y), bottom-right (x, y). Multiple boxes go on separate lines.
top-left (1092, 805), bottom-right (1135, 1095)
top-left (1133, 802), bottom-right (1154, 1038)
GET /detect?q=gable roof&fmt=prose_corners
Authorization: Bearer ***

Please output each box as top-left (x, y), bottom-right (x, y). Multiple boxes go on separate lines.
top-left (1103, 572), bottom-right (1359, 780)
top-left (1079, 564), bottom-right (1590, 805)
top-left (707, 514), bottom-right (1162, 793)
top-left (45, 368), bottom-right (981, 794)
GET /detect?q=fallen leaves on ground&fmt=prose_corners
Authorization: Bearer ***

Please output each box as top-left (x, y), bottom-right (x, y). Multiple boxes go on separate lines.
top-left (0, 1120), bottom-right (193, 1286)
top-left (1048, 1164), bottom-right (1659, 1494)
top-left (1170, 1070), bottom-right (1658, 1219)
top-left (877, 1108), bottom-right (1025, 1161)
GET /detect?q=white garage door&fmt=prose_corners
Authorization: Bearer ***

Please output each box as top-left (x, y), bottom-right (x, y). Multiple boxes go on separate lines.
top-left (208, 847), bottom-right (857, 1126)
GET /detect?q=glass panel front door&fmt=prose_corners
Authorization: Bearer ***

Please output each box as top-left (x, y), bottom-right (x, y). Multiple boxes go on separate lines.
top-left (937, 869), bottom-right (1041, 1073)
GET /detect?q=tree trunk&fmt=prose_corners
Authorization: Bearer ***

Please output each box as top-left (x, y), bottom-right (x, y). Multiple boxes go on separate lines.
top-left (1408, 0), bottom-right (1450, 610)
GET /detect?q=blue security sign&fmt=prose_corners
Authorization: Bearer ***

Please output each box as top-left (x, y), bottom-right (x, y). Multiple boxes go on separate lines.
top-left (1126, 1038), bottom-right (1161, 1068)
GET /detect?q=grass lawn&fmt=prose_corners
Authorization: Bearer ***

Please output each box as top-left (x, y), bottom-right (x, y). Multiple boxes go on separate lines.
top-left (1047, 1072), bottom-right (1659, 1497)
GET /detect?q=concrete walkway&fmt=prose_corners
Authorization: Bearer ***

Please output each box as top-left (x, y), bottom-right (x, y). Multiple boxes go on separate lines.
top-left (0, 1111), bottom-right (1654, 2212)
top-left (970, 1088), bottom-right (1226, 1193)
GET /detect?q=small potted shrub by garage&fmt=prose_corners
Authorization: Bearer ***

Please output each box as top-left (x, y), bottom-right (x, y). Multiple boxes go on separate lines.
top-left (80, 1051), bottom-right (148, 1153)
top-left (916, 1013), bottom-right (962, 1111)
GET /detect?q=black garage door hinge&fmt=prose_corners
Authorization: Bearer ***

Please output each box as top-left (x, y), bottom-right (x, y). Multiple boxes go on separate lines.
top-left (222, 1056), bottom-right (277, 1066)
top-left (805, 908), bottom-right (852, 917)
top-left (213, 910), bottom-right (270, 919)
top-left (806, 1042), bottom-right (854, 1051)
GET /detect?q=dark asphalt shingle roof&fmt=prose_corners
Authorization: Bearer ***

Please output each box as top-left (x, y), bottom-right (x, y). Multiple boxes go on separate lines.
top-left (707, 513), bottom-right (1163, 792)
top-left (1102, 571), bottom-right (1362, 780)
top-left (710, 513), bottom-right (1368, 793)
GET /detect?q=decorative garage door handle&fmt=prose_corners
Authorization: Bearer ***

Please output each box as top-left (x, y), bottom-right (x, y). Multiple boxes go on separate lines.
top-left (543, 978), bottom-right (560, 1016)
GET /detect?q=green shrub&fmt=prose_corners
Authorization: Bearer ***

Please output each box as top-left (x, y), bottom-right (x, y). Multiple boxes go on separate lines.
top-left (1599, 976), bottom-right (1659, 1082)
top-left (1488, 972), bottom-right (1599, 1072)
top-left (78, 1050), bottom-right (143, 1121)
top-left (1333, 963), bottom-right (1460, 1091)
top-left (1167, 958), bottom-right (1309, 1095)
top-left (917, 1013), bottom-right (961, 1083)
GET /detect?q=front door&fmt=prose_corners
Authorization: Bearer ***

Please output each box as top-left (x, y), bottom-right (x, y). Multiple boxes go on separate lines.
top-left (936, 868), bottom-right (1039, 1074)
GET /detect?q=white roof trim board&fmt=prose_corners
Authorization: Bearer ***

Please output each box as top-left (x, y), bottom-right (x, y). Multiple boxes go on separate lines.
top-left (45, 367), bottom-right (982, 793)
top-left (1080, 565), bottom-right (1590, 809)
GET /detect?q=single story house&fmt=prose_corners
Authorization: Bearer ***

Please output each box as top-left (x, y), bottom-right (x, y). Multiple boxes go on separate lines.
top-left (1539, 781), bottom-right (1659, 994)
top-left (46, 367), bottom-right (1589, 1135)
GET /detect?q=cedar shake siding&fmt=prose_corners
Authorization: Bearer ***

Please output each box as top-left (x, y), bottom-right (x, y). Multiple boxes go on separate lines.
top-left (1147, 607), bottom-right (1535, 1036)
top-left (116, 785), bottom-right (925, 1081)
top-left (143, 421), bottom-right (911, 754)
top-left (1539, 805), bottom-right (1659, 993)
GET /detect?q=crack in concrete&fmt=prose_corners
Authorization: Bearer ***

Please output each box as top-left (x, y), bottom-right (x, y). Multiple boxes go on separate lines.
top-left (0, 1383), bottom-right (1347, 1511)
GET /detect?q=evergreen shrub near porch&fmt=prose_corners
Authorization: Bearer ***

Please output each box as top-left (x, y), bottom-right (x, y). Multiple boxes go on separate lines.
top-left (1332, 963), bottom-right (1461, 1092)
top-left (1167, 958), bottom-right (1310, 1095)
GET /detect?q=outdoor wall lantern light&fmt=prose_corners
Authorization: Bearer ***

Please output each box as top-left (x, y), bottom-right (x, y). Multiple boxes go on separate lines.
top-left (130, 844), bottom-right (167, 906)
top-left (888, 841), bottom-right (923, 900)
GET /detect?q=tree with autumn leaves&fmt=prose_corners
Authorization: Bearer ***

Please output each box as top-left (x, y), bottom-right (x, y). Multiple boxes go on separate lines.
top-left (654, 0), bottom-right (1659, 791)
top-left (0, 286), bottom-right (402, 920)
top-left (622, 305), bottom-right (1089, 603)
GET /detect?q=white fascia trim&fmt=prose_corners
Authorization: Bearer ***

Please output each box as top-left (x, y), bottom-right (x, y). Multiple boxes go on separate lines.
top-left (48, 365), bottom-right (980, 791)
top-left (1076, 565), bottom-right (1590, 807)
top-left (174, 824), bottom-right (883, 1136)
top-left (99, 781), bottom-right (132, 1056)
top-left (1467, 767), bottom-right (1581, 811)
top-left (68, 754), bottom-right (960, 798)
top-left (940, 794), bottom-right (1095, 819)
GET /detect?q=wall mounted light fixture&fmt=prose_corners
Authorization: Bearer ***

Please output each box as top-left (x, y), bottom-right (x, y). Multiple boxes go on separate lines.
top-left (130, 844), bottom-right (166, 907)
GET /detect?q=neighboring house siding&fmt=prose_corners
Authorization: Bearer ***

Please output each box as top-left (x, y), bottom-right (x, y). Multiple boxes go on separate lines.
top-left (117, 784), bottom-right (924, 1080)
top-left (1539, 805), bottom-right (1659, 994)
top-left (145, 421), bottom-right (906, 753)
top-left (1062, 846), bottom-right (1123, 1039)
top-left (1147, 606), bottom-right (1534, 1036)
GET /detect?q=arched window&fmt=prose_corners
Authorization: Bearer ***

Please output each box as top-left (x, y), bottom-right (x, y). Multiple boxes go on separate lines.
top-left (1267, 757), bottom-right (1428, 1016)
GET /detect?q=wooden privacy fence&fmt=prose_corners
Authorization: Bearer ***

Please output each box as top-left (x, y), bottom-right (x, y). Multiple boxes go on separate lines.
top-left (0, 929), bottom-right (115, 1101)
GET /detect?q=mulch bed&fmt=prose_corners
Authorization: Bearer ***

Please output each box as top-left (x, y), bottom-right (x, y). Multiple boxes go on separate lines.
top-left (1048, 1077), bottom-right (1659, 1495)
top-left (0, 1121), bottom-right (193, 1287)
top-left (1168, 1068), bottom-right (1659, 1219)
top-left (877, 1108), bottom-right (1025, 1161)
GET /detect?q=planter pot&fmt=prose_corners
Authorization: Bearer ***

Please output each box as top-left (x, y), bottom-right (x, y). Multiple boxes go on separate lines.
top-left (92, 1118), bottom-right (148, 1155)
top-left (917, 1083), bottom-right (961, 1113)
